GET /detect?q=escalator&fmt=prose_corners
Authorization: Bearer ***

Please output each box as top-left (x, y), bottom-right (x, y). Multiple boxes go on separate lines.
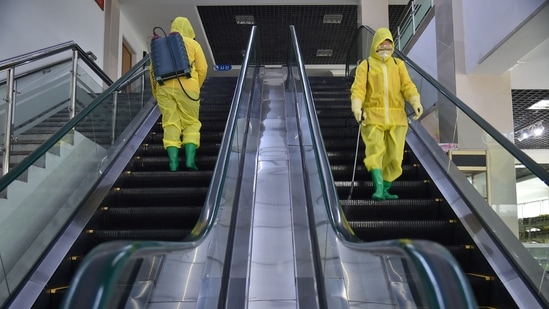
top-left (29, 76), bottom-right (237, 309)
top-left (310, 76), bottom-right (518, 308)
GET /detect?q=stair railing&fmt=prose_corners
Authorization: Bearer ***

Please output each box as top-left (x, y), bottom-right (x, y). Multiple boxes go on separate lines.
top-left (0, 41), bottom-right (113, 175)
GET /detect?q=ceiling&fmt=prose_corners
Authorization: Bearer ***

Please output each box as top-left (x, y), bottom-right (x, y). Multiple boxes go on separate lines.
top-left (120, 0), bottom-right (548, 152)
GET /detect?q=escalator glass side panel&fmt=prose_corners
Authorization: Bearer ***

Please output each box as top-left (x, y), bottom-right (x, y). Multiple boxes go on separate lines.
top-left (0, 64), bottom-right (151, 308)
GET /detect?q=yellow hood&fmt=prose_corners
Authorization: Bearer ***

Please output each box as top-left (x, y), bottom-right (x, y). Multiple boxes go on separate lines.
top-left (370, 27), bottom-right (394, 60)
top-left (171, 17), bottom-right (196, 39)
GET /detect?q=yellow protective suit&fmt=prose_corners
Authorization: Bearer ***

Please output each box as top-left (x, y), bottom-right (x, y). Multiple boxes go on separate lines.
top-left (150, 17), bottom-right (208, 149)
top-left (350, 27), bottom-right (421, 182)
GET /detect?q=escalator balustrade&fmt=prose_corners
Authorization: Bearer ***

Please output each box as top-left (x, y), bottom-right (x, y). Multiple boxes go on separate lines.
top-left (30, 76), bottom-right (237, 309)
top-left (310, 76), bottom-right (518, 309)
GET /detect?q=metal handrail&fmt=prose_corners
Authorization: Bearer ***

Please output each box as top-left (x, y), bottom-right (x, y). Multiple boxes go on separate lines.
top-left (0, 41), bottom-right (112, 84)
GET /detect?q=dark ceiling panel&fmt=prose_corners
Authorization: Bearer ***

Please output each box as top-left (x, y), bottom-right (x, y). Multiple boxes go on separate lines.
top-left (198, 5), bottom-right (357, 65)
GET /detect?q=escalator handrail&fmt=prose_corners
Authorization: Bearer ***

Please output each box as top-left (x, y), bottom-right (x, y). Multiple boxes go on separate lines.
top-left (0, 55), bottom-right (149, 192)
top-left (60, 27), bottom-right (259, 309)
top-left (288, 26), bottom-right (359, 243)
top-left (0, 40), bottom-right (113, 85)
top-left (289, 26), bottom-right (478, 309)
top-left (185, 25), bottom-right (259, 242)
top-left (346, 238), bottom-right (478, 309)
top-left (346, 25), bottom-right (549, 186)
top-left (60, 240), bottom-right (200, 309)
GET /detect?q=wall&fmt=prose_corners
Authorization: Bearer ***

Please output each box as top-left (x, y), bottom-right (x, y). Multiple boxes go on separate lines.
top-left (461, 0), bottom-right (545, 74)
top-left (0, 0), bottom-right (105, 68)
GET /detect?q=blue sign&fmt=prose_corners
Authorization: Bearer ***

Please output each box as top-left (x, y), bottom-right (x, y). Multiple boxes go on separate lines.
top-left (214, 64), bottom-right (232, 71)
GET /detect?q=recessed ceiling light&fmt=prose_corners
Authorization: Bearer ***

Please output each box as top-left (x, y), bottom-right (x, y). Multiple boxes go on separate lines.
top-left (235, 15), bottom-right (255, 25)
top-left (528, 99), bottom-right (549, 110)
top-left (316, 49), bottom-right (333, 57)
top-left (323, 14), bottom-right (342, 24)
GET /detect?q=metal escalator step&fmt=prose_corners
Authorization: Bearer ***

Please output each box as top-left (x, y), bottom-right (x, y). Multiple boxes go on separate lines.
top-left (115, 170), bottom-right (213, 187)
top-left (349, 219), bottom-right (456, 244)
top-left (464, 273), bottom-right (494, 306)
top-left (135, 143), bottom-right (220, 157)
top-left (330, 164), bottom-right (421, 180)
top-left (129, 156), bottom-right (218, 171)
top-left (105, 187), bottom-right (209, 206)
top-left (93, 206), bottom-right (202, 229)
top-left (341, 198), bottom-right (441, 220)
top-left (335, 180), bottom-right (432, 199)
top-left (86, 229), bottom-right (191, 241)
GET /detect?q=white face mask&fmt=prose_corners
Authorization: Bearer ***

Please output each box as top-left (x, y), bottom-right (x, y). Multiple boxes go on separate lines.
top-left (377, 50), bottom-right (390, 59)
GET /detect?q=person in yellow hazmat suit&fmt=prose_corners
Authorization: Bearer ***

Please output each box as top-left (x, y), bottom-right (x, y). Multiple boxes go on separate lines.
top-left (150, 17), bottom-right (208, 171)
top-left (350, 27), bottom-right (423, 200)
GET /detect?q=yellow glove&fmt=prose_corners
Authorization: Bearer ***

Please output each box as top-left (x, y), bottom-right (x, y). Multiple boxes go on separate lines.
top-left (410, 96), bottom-right (423, 120)
top-left (351, 98), bottom-right (364, 123)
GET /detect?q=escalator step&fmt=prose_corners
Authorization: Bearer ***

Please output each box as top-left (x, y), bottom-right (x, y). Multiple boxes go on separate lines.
top-left (341, 198), bottom-right (442, 220)
top-left (115, 170), bottom-right (213, 187)
top-left (85, 229), bottom-right (191, 241)
top-left (129, 156), bottom-right (218, 171)
top-left (336, 180), bottom-right (432, 199)
top-left (92, 206), bottom-right (202, 229)
top-left (105, 187), bottom-right (209, 206)
top-left (349, 219), bottom-right (455, 244)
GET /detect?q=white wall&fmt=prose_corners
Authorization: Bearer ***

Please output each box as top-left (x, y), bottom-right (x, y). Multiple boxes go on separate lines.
top-left (118, 8), bottom-right (149, 76)
top-left (0, 0), bottom-right (105, 67)
top-left (461, 0), bottom-right (545, 74)
top-left (407, 17), bottom-right (437, 79)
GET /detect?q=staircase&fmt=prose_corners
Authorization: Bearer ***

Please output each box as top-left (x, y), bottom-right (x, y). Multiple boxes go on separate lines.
top-left (29, 76), bottom-right (237, 309)
top-left (310, 76), bottom-right (519, 309)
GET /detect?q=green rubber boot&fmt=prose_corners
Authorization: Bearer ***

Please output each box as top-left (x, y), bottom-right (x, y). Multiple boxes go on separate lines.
top-left (383, 180), bottom-right (399, 200)
top-left (185, 143), bottom-right (198, 171)
top-left (167, 146), bottom-right (179, 172)
top-left (371, 169), bottom-right (384, 200)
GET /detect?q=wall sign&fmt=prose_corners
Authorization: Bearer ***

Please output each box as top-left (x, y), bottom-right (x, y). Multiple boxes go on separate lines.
top-left (214, 64), bottom-right (232, 71)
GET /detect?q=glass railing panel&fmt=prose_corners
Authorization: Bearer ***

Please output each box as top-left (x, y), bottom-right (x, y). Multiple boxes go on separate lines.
top-left (0, 43), bottom-right (113, 176)
top-left (0, 115), bottom-right (108, 305)
top-left (74, 60), bottom-right (108, 112)
top-left (394, 0), bottom-right (434, 51)
top-left (0, 60), bottom-right (152, 307)
top-left (8, 61), bottom-right (72, 135)
top-left (398, 16), bottom-right (415, 50)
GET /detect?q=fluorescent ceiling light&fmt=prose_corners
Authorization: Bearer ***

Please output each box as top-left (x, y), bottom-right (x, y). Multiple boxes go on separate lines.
top-left (528, 99), bottom-right (549, 110)
top-left (316, 49), bottom-right (333, 57)
top-left (323, 14), bottom-right (342, 24)
top-left (235, 15), bottom-right (255, 25)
